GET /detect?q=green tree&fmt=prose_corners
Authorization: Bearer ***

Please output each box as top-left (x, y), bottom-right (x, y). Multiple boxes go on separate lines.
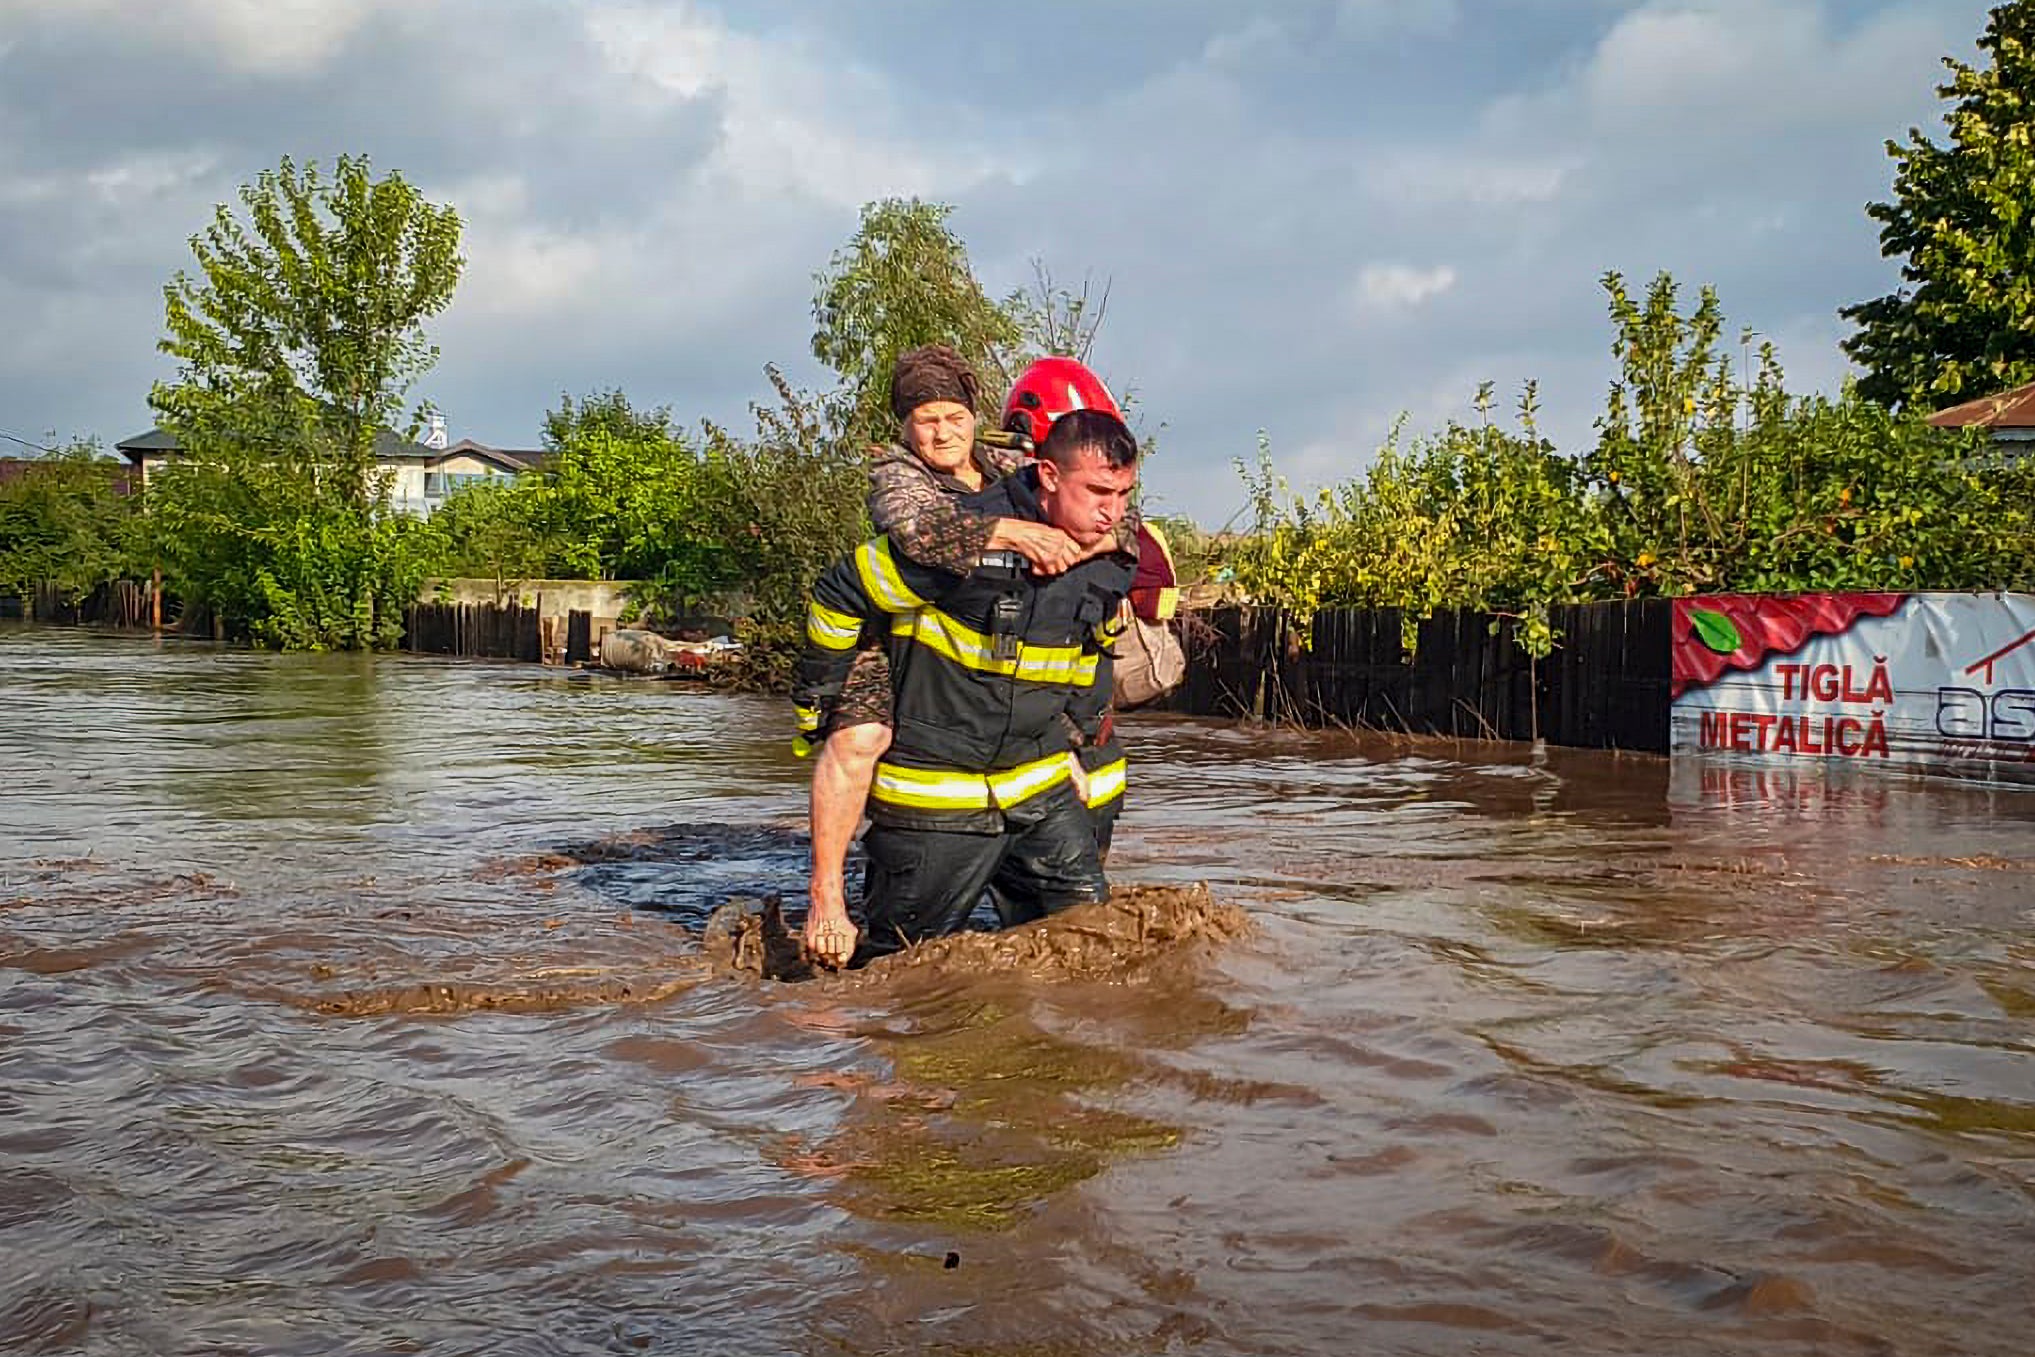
top-left (421, 479), bottom-right (557, 599)
top-left (0, 443), bottom-right (144, 602)
top-left (691, 367), bottom-right (873, 687)
top-left (1227, 271), bottom-right (2035, 654)
top-left (522, 390), bottom-right (727, 587)
top-left (811, 198), bottom-right (1022, 444)
top-left (1841, 2), bottom-right (2035, 410)
top-left (147, 154), bottom-right (464, 647)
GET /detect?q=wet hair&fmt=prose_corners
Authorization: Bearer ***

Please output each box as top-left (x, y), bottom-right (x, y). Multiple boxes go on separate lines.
top-left (1038, 408), bottom-right (1139, 470)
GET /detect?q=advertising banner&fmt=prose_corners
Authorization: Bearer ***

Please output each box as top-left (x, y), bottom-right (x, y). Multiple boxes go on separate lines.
top-left (1670, 592), bottom-right (2035, 786)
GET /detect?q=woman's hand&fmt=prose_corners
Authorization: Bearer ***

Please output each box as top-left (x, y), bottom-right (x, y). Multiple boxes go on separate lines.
top-left (988, 518), bottom-right (1082, 575)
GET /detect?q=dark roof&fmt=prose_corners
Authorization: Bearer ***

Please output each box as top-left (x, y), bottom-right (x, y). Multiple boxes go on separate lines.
top-left (1926, 380), bottom-right (2035, 430)
top-left (115, 425), bottom-right (437, 463)
top-left (433, 438), bottom-right (549, 472)
top-left (115, 427), bottom-right (182, 455)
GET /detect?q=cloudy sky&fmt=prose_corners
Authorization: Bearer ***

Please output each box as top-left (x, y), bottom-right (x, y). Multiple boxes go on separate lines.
top-left (0, 0), bottom-right (1996, 524)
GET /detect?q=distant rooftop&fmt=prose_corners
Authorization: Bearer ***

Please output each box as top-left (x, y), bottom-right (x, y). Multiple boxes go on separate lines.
top-left (113, 426), bottom-right (548, 469)
top-left (1925, 379), bottom-right (2035, 430)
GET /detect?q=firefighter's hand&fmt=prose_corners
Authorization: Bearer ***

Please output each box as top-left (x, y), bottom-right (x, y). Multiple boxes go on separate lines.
top-left (1066, 753), bottom-right (1091, 805)
top-left (803, 901), bottom-right (858, 969)
top-left (990, 518), bottom-right (1082, 576)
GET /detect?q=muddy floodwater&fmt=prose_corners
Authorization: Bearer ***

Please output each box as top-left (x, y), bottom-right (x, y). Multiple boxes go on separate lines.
top-left (4, 626), bottom-right (2034, 1356)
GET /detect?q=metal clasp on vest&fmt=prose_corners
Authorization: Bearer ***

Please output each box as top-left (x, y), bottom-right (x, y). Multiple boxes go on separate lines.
top-left (989, 592), bottom-right (1024, 661)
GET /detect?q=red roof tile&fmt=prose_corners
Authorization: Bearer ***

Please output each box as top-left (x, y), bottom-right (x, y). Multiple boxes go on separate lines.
top-left (1926, 379), bottom-right (2035, 429)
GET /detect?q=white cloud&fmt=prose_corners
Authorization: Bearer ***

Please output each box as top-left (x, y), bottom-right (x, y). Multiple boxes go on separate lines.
top-left (0, 0), bottom-right (1999, 521)
top-left (82, 150), bottom-right (220, 207)
top-left (1354, 262), bottom-right (1459, 313)
top-left (1336, 0), bottom-right (1461, 42)
top-left (581, 1), bottom-right (978, 209)
top-left (1369, 149), bottom-right (1581, 208)
top-left (1202, 17), bottom-right (1289, 68)
top-left (0, 0), bottom-right (415, 74)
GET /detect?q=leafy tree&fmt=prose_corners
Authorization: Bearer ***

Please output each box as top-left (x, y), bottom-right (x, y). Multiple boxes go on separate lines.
top-left (421, 479), bottom-right (558, 599)
top-left (521, 390), bottom-right (727, 586)
top-left (0, 443), bottom-right (144, 601)
top-left (1841, 2), bottom-right (2035, 409)
top-left (690, 367), bottom-right (873, 687)
top-left (542, 388), bottom-right (679, 451)
top-left (1228, 271), bottom-right (2035, 654)
top-left (146, 154), bottom-right (464, 647)
top-left (811, 198), bottom-right (1022, 444)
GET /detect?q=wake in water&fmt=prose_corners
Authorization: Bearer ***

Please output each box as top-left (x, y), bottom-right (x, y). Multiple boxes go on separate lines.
top-left (292, 823), bottom-right (1248, 1015)
top-left (703, 883), bottom-right (1251, 985)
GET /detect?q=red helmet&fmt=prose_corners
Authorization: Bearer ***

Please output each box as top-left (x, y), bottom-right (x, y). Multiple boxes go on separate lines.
top-left (1001, 357), bottom-right (1120, 448)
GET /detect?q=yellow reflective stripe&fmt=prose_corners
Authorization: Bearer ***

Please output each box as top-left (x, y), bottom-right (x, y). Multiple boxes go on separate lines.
top-left (870, 761), bottom-right (993, 811)
top-left (987, 754), bottom-right (1073, 807)
top-left (805, 601), bottom-right (862, 650)
top-left (794, 705), bottom-right (822, 733)
top-left (792, 735), bottom-right (817, 759)
top-left (854, 538), bottom-right (928, 615)
top-left (1083, 757), bottom-right (1126, 808)
top-left (1151, 586), bottom-right (1180, 621)
top-left (891, 607), bottom-right (1097, 686)
top-left (1017, 648), bottom-right (1096, 685)
top-left (868, 751), bottom-right (1074, 813)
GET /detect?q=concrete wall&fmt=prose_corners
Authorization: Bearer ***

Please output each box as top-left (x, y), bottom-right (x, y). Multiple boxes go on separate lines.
top-left (422, 578), bottom-right (635, 619)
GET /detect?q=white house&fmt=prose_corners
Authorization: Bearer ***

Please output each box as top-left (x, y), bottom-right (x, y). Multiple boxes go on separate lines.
top-left (1926, 379), bottom-right (2035, 463)
top-left (114, 417), bottom-right (548, 517)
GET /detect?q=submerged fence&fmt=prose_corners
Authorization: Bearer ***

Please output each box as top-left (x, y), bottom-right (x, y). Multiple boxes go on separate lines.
top-left (1167, 602), bottom-right (1672, 753)
top-left (401, 602), bottom-right (595, 665)
top-left (1, 580), bottom-right (160, 628)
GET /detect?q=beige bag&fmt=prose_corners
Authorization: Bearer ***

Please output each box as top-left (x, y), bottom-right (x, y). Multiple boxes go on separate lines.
top-left (1113, 615), bottom-right (1186, 709)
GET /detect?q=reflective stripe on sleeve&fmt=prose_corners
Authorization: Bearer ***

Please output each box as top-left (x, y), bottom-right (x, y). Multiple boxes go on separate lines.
top-left (1082, 756), bottom-right (1127, 808)
top-left (805, 602), bottom-right (863, 651)
top-left (853, 538), bottom-right (930, 615)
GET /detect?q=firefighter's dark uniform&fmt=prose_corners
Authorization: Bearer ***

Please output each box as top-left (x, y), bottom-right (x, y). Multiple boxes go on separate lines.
top-left (793, 466), bottom-right (1135, 956)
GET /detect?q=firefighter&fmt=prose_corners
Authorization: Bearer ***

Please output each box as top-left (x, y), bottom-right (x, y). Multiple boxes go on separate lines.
top-left (794, 407), bottom-right (1141, 962)
top-left (801, 347), bottom-right (1089, 965)
top-left (802, 350), bottom-right (1138, 965)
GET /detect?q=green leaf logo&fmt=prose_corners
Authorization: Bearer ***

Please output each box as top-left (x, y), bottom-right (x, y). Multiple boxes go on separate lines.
top-left (1690, 608), bottom-right (1742, 654)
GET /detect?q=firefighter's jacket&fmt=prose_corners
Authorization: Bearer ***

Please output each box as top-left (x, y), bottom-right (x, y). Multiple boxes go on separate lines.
top-left (794, 467), bottom-right (1136, 833)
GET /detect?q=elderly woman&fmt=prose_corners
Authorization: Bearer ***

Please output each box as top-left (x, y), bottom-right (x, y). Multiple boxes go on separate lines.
top-left (801, 345), bottom-right (1089, 965)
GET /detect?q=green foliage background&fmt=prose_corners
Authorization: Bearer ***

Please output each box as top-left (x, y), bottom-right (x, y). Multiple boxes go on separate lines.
top-left (17, 2), bottom-right (2035, 678)
top-left (146, 154), bottom-right (463, 648)
top-left (1843, 1), bottom-right (2035, 410)
top-left (0, 443), bottom-right (145, 603)
top-left (1225, 273), bottom-right (2035, 656)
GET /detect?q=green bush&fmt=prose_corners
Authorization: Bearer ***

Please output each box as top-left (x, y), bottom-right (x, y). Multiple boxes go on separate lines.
top-left (1225, 273), bottom-right (2035, 656)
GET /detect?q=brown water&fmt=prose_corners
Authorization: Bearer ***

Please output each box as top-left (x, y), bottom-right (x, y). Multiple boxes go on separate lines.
top-left (3, 626), bottom-right (2033, 1356)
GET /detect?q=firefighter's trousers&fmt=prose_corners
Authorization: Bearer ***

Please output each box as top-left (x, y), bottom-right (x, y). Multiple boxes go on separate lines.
top-left (856, 783), bottom-right (1106, 957)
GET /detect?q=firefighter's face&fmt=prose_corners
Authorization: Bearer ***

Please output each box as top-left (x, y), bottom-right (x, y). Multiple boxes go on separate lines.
top-left (904, 400), bottom-right (978, 476)
top-left (1037, 447), bottom-right (1137, 546)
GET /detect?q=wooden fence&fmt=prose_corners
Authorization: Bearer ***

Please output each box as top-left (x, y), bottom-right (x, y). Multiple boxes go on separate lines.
top-left (2, 580), bottom-right (161, 628)
top-left (401, 602), bottom-right (596, 665)
top-left (1167, 601), bottom-right (1672, 753)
